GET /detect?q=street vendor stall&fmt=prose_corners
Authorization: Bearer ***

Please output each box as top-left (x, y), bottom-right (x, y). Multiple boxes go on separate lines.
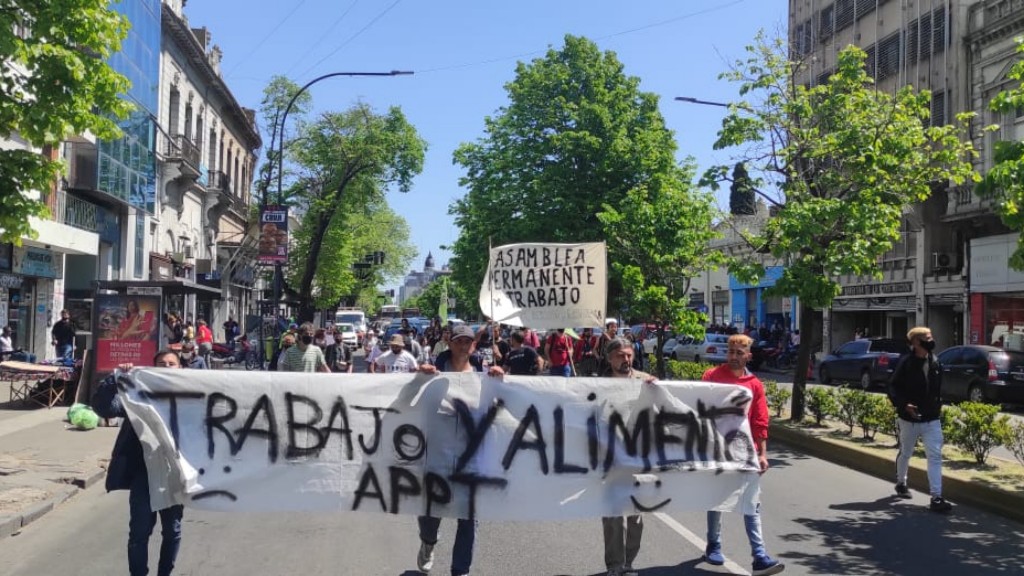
top-left (1, 359), bottom-right (81, 408)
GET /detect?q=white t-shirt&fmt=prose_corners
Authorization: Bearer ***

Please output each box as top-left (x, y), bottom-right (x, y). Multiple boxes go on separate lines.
top-left (0, 335), bottom-right (13, 353)
top-left (375, 349), bottom-right (419, 373)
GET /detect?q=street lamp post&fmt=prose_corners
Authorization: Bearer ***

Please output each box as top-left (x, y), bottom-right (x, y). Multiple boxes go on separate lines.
top-left (270, 71), bottom-right (413, 322)
top-left (674, 96), bottom-right (730, 108)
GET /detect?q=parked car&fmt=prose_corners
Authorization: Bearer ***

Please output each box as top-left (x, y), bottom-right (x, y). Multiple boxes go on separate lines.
top-left (661, 337), bottom-right (683, 357)
top-left (669, 333), bottom-right (730, 364)
top-left (644, 330), bottom-right (673, 356)
top-left (818, 338), bottom-right (907, 389)
top-left (936, 345), bottom-right (1024, 404)
top-left (334, 323), bottom-right (359, 349)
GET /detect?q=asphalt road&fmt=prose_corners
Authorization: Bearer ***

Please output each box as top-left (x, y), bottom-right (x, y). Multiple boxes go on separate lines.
top-left (2, 440), bottom-right (1022, 576)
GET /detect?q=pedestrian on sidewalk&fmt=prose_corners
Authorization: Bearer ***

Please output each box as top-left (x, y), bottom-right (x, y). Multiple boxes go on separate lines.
top-left (600, 336), bottom-right (651, 576)
top-left (51, 309), bottom-right (76, 361)
top-left (414, 324), bottom-right (505, 576)
top-left (700, 334), bottom-right (785, 576)
top-left (179, 342), bottom-right (207, 369)
top-left (92, 350), bottom-right (185, 576)
top-left (888, 326), bottom-right (952, 513)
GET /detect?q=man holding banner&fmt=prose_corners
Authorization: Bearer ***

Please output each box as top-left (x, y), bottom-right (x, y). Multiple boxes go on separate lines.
top-left (93, 351), bottom-right (185, 576)
top-left (415, 324), bottom-right (505, 576)
top-left (600, 336), bottom-right (651, 576)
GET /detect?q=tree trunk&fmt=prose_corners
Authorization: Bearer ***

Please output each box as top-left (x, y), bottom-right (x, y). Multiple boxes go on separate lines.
top-left (790, 301), bottom-right (815, 421)
top-left (296, 207), bottom-right (337, 322)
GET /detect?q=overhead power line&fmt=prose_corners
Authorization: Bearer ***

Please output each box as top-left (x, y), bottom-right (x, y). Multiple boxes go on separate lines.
top-left (296, 0), bottom-right (405, 80)
top-left (224, 0), bottom-right (311, 78)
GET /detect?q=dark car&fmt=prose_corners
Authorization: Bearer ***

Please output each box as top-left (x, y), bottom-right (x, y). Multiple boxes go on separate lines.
top-left (936, 345), bottom-right (1024, 404)
top-left (819, 338), bottom-right (908, 389)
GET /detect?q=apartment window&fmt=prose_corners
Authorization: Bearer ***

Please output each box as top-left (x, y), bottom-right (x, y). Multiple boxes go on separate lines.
top-left (184, 104), bottom-right (193, 142)
top-left (931, 5), bottom-right (947, 55)
top-left (819, 4), bottom-right (835, 40)
top-left (863, 45), bottom-right (877, 79)
top-left (134, 215), bottom-right (145, 278)
top-left (876, 33), bottom-right (901, 81)
top-left (836, 0), bottom-right (855, 31)
top-left (168, 89), bottom-right (180, 136)
top-left (855, 0), bottom-right (875, 20)
top-left (931, 90), bottom-right (947, 127)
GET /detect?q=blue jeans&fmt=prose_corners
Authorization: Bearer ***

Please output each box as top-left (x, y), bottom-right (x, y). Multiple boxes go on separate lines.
top-left (418, 516), bottom-right (476, 575)
top-left (707, 507), bottom-right (765, 559)
top-left (128, 472), bottom-right (183, 576)
top-left (549, 364), bottom-right (571, 377)
top-left (11, 351), bottom-right (36, 363)
top-left (56, 344), bottom-right (73, 361)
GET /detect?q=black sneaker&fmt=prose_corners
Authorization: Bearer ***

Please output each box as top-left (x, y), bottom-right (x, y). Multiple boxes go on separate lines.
top-left (929, 496), bottom-right (953, 513)
top-left (895, 483), bottom-right (911, 499)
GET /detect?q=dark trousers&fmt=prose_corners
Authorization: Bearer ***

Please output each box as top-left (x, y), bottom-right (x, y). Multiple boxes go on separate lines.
top-left (418, 515), bottom-right (476, 575)
top-left (128, 472), bottom-right (183, 576)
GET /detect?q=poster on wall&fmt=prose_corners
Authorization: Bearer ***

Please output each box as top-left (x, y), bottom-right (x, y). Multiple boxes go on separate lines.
top-left (257, 206), bottom-right (289, 265)
top-left (95, 294), bottom-right (161, 371)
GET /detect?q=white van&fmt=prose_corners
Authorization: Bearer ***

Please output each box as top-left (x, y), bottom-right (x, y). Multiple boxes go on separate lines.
top-left (335, 309), bottom-right (367, 337)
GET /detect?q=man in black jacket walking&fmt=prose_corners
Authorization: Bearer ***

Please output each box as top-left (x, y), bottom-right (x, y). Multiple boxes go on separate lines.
top-left (888, 326), bottom-right (952, 513)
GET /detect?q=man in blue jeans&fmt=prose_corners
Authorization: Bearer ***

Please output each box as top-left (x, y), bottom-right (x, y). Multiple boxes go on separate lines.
top-left (51, 309), bottom-right (76, 361)
top-left (701, 334), bottom-right (784, 576)
top-left (415, 324), bottom-right (505, 576)
top-left (93, 351), bottom-right (184, 576)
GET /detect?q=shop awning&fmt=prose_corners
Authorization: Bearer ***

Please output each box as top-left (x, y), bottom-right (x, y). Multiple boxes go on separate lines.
top-left (94, 278), bottom-right (222, 298)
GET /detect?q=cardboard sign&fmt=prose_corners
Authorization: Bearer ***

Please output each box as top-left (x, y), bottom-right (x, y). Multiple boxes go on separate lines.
top-left (479, 242), bottom-right (607, 329)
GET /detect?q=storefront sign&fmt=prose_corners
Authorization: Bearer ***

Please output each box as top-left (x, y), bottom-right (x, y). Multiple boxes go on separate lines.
top-left (689, 292), bottom-right (705, 306)
top-left (12, 246), bottom-right (60, 279)
top-left (971, 233), bottom-right (1024, 292)
top-left (838, 281), bottom-right (913, 297)
top-left (258, 206), bottom-right (289, 265)
top-left (95, 294), bottom-right (162, 371)
top-left (128, 286), bottom-right (163, 296)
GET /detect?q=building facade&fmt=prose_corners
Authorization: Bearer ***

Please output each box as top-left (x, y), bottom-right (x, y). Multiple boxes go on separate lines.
top-left (398, 252), bottom-right (451, 306)
top-left (1, 0), bottom-right (162, 360)
top-left (788, 0), bottom-right (1016, 352)
top-left (965, 0), bottom-right (1024, 347)
top-left (157, 0), bottom-right (261, 339)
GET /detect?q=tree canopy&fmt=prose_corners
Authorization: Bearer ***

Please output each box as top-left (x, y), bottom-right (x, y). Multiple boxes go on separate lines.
top-left (0, 0), bottom-right (132, 243)
top-left (448, 34), bottom-right (681, 315)
top-left (598, 163), bottom-right (722, 378)
top-left (705, 34), bottom-right (978, 419)
top-left (978, 40), bottom-right (1024, 269)
top-left (283, 102), bottom-right (425, 321)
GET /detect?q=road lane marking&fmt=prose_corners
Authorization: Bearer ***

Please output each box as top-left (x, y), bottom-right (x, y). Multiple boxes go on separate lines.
top-left (653, 512), bottom-right (749, 575)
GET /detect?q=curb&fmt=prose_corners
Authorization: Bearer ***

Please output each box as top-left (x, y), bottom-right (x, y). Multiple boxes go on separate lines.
top-left (0, 466), bottom-right (106, 540)
top-left (771, 423), bottom-right (1024, 525)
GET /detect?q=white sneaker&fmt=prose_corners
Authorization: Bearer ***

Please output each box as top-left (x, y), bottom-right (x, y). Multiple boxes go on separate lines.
top-left (417, 542), bottom-right (434, 572)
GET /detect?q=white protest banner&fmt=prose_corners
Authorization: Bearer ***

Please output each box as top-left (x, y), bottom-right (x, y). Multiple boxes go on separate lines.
top-left (118, 369), bottom-right (760, 520)
top-left (479, 242), bottom-right (606, 329)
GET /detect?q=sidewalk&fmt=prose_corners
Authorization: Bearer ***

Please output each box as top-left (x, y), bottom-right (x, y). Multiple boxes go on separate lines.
top-left (0, 399), bottom-right (117, 539)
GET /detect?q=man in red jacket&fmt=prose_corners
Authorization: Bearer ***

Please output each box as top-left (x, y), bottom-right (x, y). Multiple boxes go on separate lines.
top-left (700, 334), bottom-right (785, 576)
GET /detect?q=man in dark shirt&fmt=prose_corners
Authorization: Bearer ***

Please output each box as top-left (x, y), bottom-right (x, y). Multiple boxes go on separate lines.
top-left (503, 331), bottom-right (542, 375)
top-left (51, 309), bottom-right (76, 360)
top-left (888, 326), bottom-right (951, 513)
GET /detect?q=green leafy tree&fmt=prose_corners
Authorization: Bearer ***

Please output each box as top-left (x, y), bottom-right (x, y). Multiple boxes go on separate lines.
top-left (704, 35), bottom-right (978, 420)
top-left (449, 35), bottom-right (682, 309)
top-left (0, 1), bottom-right (132, 243)
top-left (254, 76), bottom-right (312, 207)
top-left (598, 165), bottom-right (723, 378)
top-left (282, 102), bottom-right (426, 322)
top-left (978, 40), bottom-right (1024, 268)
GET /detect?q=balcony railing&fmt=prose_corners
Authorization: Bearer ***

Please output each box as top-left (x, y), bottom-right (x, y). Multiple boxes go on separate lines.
top-left (163, 134), bottom-right (201, 169)
top-left (53, 189), bottom-right (98, 232)
top-left (207, 170), bottom-right (230, 191)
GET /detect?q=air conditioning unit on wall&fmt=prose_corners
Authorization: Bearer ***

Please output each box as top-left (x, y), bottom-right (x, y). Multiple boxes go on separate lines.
top-left (932, 252), bottom-right (953, 271)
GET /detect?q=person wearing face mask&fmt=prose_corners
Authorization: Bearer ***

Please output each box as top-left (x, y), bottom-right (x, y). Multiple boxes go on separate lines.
top-left (178, 342), bottom-right (207, 369)
top-left (888, 326), bottom-right (952, 513)
top-left (281, 322), bottom-right (330, 373)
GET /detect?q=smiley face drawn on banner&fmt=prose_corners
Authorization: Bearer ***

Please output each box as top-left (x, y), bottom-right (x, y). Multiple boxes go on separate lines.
top-left (629, 473), bottom-right (671, 512)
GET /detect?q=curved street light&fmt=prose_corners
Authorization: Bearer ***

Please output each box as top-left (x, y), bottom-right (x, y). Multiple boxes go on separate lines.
top-left (269, 70), bottom-right (413, 320)
top-left (674, 96), bottom-right (730, 108)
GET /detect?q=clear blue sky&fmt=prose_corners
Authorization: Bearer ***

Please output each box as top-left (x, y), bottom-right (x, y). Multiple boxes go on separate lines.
top-left (185, 0), bottom-right (788, 283)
